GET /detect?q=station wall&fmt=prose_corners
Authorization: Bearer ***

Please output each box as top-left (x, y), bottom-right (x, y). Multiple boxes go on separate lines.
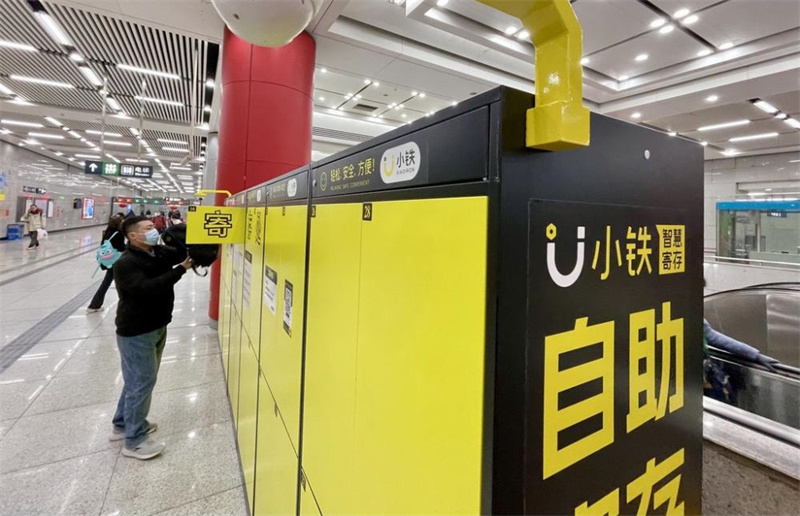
top-left (0, 140), bottom-right (136, 237)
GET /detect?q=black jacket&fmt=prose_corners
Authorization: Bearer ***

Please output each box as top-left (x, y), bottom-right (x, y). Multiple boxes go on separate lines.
top-left (113, 244), bottom-right (187, 337)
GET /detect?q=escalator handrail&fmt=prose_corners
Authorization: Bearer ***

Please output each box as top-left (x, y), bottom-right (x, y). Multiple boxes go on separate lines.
top-left (707, 346), bottom-right (800, 379)
top-left (704, 285), bottom-right (800, 299)
top-left (704, 397), bottom-right (800, 449)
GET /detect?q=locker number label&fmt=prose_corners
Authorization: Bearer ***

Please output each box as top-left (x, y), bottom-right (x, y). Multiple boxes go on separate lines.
top-left (283, 281), bottom-right (294, 336)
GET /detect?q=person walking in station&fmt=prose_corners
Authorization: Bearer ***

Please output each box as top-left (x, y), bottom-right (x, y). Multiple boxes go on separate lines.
top-left (111, 215), bottom-right (192, 460)
top-left (86, 215), bottom-right (126, 313)
top-left (21, 202), bottom-right (45, 250)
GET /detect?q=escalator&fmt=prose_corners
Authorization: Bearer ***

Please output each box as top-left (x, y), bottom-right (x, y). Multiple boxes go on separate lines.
top-left (704, 284), bottom-right (800, 430)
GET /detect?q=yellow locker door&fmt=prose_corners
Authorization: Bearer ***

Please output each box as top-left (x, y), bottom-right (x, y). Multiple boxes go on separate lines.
top-left (299, 472), bottom-right (321, 516)
top-left (231, 244), bottom-right (244, 316)
top-left (254, 374), bottom-right (300, 516)
top-left (301, 202), bottom-right (362, 514)
top-left (218, 243), bottom-right (229, 350)
top-left (261, 205), bottom-right (308, 446)
top-left (354, 197), bottom-right (489, 515)
top-left (238, 339), bottom-right (260, 510)
top-left (243, 206), bottom-right (266, 348)
top-left (260, 206), bottom-right (282, 376)
top-left (228, 309), bottom-right (243, 427)
top-left (221, 284), bottom-right (232, 376)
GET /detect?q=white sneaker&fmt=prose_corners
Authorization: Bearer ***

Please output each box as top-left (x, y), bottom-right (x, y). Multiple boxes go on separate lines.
top-left (121, 438), bottom-right (165, 460)
top-left (110, 422), bottom-right (158, 442)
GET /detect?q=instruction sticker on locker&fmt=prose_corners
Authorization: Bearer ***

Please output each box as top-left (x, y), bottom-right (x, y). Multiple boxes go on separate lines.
top-left (283, 281), bottom-right (293, 336)
top-left (243, 251), bottom-right (252, 308)
top-left (264, 266), bottom-right (278, 315)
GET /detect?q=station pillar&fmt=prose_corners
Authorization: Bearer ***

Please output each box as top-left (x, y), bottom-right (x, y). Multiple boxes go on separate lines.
top-left (209, 27), bottom-right (315, 321)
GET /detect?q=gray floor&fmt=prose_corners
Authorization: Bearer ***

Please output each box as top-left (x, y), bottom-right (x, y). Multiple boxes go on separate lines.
top-left (0, 228), bottom-right (247, 515)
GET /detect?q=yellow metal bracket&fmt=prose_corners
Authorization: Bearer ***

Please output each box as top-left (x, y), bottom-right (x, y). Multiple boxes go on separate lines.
top-left (195, 189), bottom-right (232, 198)
top-left (477, 0), bottom-right (590, 151)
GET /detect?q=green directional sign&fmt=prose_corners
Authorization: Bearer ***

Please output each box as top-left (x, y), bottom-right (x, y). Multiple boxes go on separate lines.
top-left (102, 162), bottom-right (120, 176)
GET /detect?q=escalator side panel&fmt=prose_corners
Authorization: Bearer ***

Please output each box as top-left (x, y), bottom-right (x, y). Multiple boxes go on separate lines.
top-left (765, 293), bottom-right (800, 368)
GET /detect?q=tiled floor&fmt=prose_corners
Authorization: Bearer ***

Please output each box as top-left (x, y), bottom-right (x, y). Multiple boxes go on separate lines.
top-left (0, 228), bottom-right (247, 515)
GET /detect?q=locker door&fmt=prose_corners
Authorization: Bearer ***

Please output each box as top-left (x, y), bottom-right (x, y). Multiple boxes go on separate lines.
top-left (228, 309), bottom-right (243, 427)
top-left (221, 283), bottom-right (232, 376)
top-left (354, 196), bottom-right (489, 515)
top-left (218, 243), bottom-right (229, 352)
top-left (238, 339), bottom-right (259, 511)
top-left (243, 206), bottom-right (266, 349)
top-left (301, 202), bottom-right (363, 514)
top-left (254, 375), bottom-right (299, 516)
top-left (299, 472), bottom-right (322, 516)
top-left (260, 205), bottom-right (308, 446)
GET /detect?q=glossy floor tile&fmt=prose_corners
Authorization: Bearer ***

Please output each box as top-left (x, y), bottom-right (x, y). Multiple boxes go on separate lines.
top-left (0, 227), bottom-right (243, 514)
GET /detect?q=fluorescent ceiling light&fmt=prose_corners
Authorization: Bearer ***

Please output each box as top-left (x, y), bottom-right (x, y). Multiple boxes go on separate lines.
top-left (668, 131), bottom-right (678, 137)
top-left (700, 141), bottom-right (708, 147)
top-left (516, 30), bottom-right (530, 40)
top-left (705, 95), bottom-right (719, 103)
top-left (775, 113), bottom-right (788, 120)
top-left (1, 119), bottom-right (43, 128)
top-left (635, 54), bottom-right (648, 62)
top-left (504, 26), bottom-right (517, 35)
top-left (673, 8), bottom-right (690, 19)
top-left (44, 116), bottom-right (61, 126)
top-left (33, 12), bottom-right (72, 46)
top-left (28, 132), bottom-right (64, 139)
top-left (78, 66), bottom-right (103, 87)
top-left (659, 24), bottom-right (675, 34)
top-left (317, 96), bottom-right (325, 102)
top-left (650, 18), bottom-right (666, 29)
top-left (631, 112), bottom-right (641, 119)
top-left (722, 149), bottom-right (739, 157)
top-left (753, 100), bottom-right (778, 114)
top-left (103, 141), bottom-right (132, 147)
top-left (0, 83), bottom-right (13, 95)
top-left (682, 15), bottom-right (699, 25)
top-left (618, 75), bottom-right (629, 81)
top-left (697, 49), bottom-right (713, 57)
top-left (68, 131), bottom-right (82, 139)
top-left (162, 147), bottom-right (190, 152)
top-left (135, 96), bottom-right (184, 107)
top-left (784, 118), bottom-right (800, 129)
top-left (129, 128), bottom-right (140, 136)
top-left (68, 51), bottom-right (84, 62)
top-left (729, 132), bottom-right (778, 142)
top-left (106, 154), bottom-right (120, 163)
top-left (0, 40), bottom-right (37, 52)
top-left (203, 105), bottom-right (211, 112)
top-left (87, 130), bottom-right (122, 137)
top-left (106, 97), bottom-right (122, 111)
top-left (719, 42), bottom-right (734, 50)
top-left (117, 64), bottom-right (180, 80)
top-left (158, 139), bottom-right (187, 145)
top-left (10, 75), bottom-right (73, 88)
top-left (419, 93), bottom-right (426, 98)
top-left (698, 119), bottom-right (750, 131)
top-left (170, 166), bottom-right (192, 171)
top-left (126, 159), bottom-right (149, 163)
top-left (580, 57), bottom-right (589, 65)
top-left (75, 153), bottom-right (101, 159)
top-left (437, 0), bottom-right (449, 6)
top-left (205, 78), bottom-right (215, 88)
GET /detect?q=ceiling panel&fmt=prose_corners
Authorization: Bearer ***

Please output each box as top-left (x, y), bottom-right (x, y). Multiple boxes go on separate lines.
top-left (574, 0), bottom-right (659, 54)
top-left (648, 103), bottom-right (767, 132)
top-left (587, 29), bottom-right (706, 79)
top-left (766, 91), bottom-right (800, 114)
top-left (649, 0), bottom-right (723, 15)
top-left (443, 0), bottom-right (522, 35)
top-left (690, 0), bottom-right (800, 47)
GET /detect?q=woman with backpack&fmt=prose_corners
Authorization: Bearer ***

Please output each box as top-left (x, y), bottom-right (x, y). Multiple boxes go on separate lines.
top-left (87, 215), bottom-right (126, 313)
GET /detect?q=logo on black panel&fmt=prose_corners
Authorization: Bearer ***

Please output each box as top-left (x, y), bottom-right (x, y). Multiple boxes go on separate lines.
top-left (363, 203), bottom-right (373, 221)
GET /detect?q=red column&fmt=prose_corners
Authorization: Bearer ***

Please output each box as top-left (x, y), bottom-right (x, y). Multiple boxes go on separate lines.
top-left (209, 27), bottom-right (315, 321)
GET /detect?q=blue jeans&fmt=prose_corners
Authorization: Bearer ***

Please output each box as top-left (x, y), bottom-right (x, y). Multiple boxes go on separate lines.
top-left (113, 327), bottom-right (167, 448)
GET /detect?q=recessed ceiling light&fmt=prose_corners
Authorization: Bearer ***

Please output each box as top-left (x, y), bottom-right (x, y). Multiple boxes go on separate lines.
top-left (135, 96), bottom-right (184, 107)
top-left (1, 119), bottom-right (43, 128)
top-left (697, 49), bottom-right (713, 57)
top-left (753, 100), bottom-right (778, 113)
top-left (719, 42), bottom-right (734, 50)
top-left (673, 8), bottom-right (690, 19)
top-left (784, 118), bottom-right (800, 129)
top-left (106, 97), bottom-right (123, 111)
top-left (87, 130), bottom-right (122, 137)
top-left (0, 83), bottom-right (13, 95)
top-left (682, 14), bottom-right (699, 25)
top-left (729, 132), bottom-right (778, 142)
top-left (44, 116), bottom-right (61, 126)
top-left (700, 141), bottom-right (708, 147)
top-left (10, 75), bottom-right (73, 88)
top-left (75, 153), bottom-right (101, 159)
top-left (401, 113), bottom-right (407, 118)
top-left (668, 131), bottom-right (678, 137)
top-left (317, 96), bottom-right (325, 102)
top-left (775, 113), bottom-right (788, 120)
top-left (68, 131), bottom-right (81, 139)
top-left (355, 94), bottom-right (362, 100)
top-left (411, 91), bottom-right (418, 97)
top-left (205, 78), bottom-right (215, 88)
top-left (631, 112), bottom-right (641, 119)
top-left (451, 101), bottom-right (458, 106)
top-left (437, 0), bottom-right (449, 6)
top-left (203, 105), bottom-right (211, 112)
top-left (34, 12), bottom-right (72, 46)
top-left (69, 51), bottom-right (84, 62)
top-left (78, 66), bottom-right (103, 87)
top-left (698, 119), bottom-right (750, 131)
top-left (516, 30), bottom-right (530, 40)
top-left (722, 149), bottom-right (739, 156)
top-left (118, 64), bottom-right (180, 80)
top-left (419, 93), bottom-right (426, 98)
top-left (580, 57), bottom-right (589, 65)
top-left (504, 26), bottom-right (517, 35)
top-left (0, 40), bottom-right (37, 52)
top-left (162, 147), bottom-right (190, 152)
top-left (706, 95), bottom-right (719, 102)
top-left (659, 24), bottom-right (675, 34)
top-left (104, 141), bottom-right (132, 147)
top-left (635, 53), bottom-right (648, 62)
top-left (618, 75), bottom-right (629, 81)
top-left (28, 132), bottom-right (64, 139)
top-left (650, 18), bottom-right (666, 29)
top-left (364, 79), bottom-right (372, 84)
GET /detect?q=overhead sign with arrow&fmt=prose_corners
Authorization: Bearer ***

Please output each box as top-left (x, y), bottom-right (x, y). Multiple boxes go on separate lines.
top-left (84, 160), bottom-right (102, 175)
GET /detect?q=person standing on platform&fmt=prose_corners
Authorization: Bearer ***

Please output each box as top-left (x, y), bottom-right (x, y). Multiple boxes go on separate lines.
top-left (153, 211), bottom-right (167, 234)
top-left (21, 202), bottom-right (45, 250)
top-left (87, 215), bottom-right (126, 313)
top-left (111, 215), bottom-right (192, 460)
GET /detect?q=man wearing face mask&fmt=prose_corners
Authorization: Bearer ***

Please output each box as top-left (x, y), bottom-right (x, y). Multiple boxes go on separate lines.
top-left (112, 215), bottom-right (192, 460)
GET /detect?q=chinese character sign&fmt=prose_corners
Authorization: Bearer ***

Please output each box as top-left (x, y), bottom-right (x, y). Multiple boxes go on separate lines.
top-left (526, 200), bottom-right (702, 515)
top-left (186, 206), bottom-right (245, 244)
